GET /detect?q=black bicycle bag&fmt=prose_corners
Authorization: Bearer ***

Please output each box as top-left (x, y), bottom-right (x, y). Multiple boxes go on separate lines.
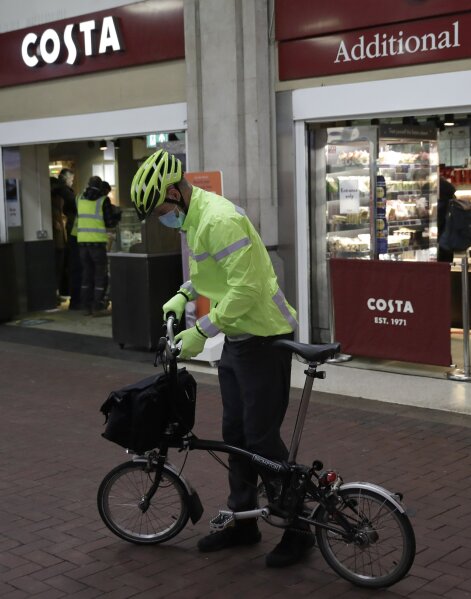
top-left (99, 368), bottom-right (197, 453)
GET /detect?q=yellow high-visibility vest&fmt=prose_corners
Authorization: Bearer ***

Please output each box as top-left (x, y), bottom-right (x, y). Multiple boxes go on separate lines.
top-left (76, 195), bottom-right (107, 243)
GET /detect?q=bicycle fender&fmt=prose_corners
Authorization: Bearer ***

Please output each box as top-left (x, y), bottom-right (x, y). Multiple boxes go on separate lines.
top-left (339, 482), bottom-right (407, 514)
top-left (164, 461), bottom-right (204, 524)
top-left (132, 457), bottom-right (204, 524)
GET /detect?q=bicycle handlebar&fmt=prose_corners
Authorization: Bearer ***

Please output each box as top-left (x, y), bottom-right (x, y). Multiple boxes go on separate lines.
top-left (166, 314), bottom-right (177, 350)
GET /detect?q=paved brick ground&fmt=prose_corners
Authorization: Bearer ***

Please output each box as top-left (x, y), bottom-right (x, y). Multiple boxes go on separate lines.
top-left (1, 338), bottom-right (471, 598)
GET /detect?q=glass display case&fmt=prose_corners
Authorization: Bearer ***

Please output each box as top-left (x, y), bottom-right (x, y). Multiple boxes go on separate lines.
top-left (115, 208), bottom-right (142, 253)
top-left (324, 125), bottom-right (438, 261)
top-left (377, 125), bottom-right (438, 261)
top-left (325, 127), bottom-right (373, 258)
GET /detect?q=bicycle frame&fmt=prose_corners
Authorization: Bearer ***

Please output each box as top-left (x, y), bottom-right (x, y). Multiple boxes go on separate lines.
top-left (147, 317), bottom-right (403, 538)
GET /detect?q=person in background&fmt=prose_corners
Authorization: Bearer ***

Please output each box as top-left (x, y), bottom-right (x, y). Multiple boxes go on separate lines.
top-left (50, 177), bottom-right (67, 305)
top-left (131, 150), bottom-right (314, 569)
top-left (56, 168), bottom-right (81, 309)
top-left (437, 175), bottom-right (456, 263)
top-left (76, 176), bottom-right (115, 317)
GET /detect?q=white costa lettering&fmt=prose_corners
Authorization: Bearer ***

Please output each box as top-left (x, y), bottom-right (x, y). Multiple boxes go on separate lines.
top-left (335, 20), bottom-right (459, 64)
top-left (367, 298), bottom-right (414, 314)
top-left (21, 15), bottom-right (123, 68)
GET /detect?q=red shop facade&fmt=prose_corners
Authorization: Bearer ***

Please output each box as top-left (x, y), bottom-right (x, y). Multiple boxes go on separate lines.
top-left (275, 0), bottom-right (471, 368)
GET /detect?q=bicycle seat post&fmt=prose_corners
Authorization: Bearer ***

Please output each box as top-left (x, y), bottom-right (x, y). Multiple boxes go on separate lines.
top-left (288, 362), bottom-right (323, 462)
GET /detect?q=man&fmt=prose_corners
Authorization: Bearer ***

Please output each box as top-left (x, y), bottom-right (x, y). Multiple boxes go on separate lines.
top-left (56, 168), bottom-right (81, 309)
top-left (76, 176), bottom-right (115, 317)
top-left (131, 150), bottom-right (314, 568)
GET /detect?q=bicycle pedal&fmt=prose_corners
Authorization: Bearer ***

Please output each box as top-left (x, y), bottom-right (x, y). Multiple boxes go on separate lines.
top-left (209, 511), bottom-right (234, 531)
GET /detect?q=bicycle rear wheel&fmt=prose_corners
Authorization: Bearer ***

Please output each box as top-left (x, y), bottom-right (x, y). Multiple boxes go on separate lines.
top-left (97, 461), bottom-right (190, 544)
top-left (315, 486), bottom-right (415, 588)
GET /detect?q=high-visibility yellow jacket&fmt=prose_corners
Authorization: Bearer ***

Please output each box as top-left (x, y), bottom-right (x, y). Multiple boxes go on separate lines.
top-left (179, 186), bottom-right (297, 338)
top-left (76, 195), bottom-right (108, 243)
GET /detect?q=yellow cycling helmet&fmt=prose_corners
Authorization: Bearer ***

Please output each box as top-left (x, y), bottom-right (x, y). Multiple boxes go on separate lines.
top-left (130, 149), bottom-right (182, 220)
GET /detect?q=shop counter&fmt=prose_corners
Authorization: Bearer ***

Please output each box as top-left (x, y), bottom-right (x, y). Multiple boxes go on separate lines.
top-left (0, 243), bottom-right (18, 321)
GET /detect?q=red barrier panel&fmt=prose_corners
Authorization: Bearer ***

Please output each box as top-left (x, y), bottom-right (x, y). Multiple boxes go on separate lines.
top-left (330, 259), bottom-right (451, 366)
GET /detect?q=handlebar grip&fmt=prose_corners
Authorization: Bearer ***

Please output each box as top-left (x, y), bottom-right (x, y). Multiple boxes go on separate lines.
top-left (166, 315), bottom-right (177, 349)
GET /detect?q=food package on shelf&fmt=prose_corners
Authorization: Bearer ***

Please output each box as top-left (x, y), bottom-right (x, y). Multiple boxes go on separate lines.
top-left (327, 234), bottom-right (370, 253)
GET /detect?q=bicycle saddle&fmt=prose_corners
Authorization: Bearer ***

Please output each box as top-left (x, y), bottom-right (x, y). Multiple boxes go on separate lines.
top-left (272, 340), bottom-right (340, 363)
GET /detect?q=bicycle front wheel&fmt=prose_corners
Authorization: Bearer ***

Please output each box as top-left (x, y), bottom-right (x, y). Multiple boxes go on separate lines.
top-left (315, 486), bottom-right (415, 588)
top-left (97, 461), bottom-right (190, 544)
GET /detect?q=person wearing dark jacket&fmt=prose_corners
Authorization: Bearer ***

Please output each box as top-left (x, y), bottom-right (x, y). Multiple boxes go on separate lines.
top-left (437, 176), bottom-right (456, 263)
top-left (76, 176), bottom-right (115, 316)
top-left (56, 168), bottom-right (81, 308)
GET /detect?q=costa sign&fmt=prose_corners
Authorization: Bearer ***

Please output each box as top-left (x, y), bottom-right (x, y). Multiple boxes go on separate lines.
top-left (21, 16), bottom-right (122, 67)
top-left (0, 0), bottom-right (184, 89)
top-left (278, 13), bottom-right (471, 80)
top-left (330, 259), bottom-right (451, 366)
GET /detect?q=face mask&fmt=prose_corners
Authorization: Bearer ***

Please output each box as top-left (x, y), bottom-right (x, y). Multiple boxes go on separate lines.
top-left (159, 208), bottom-right (186, 229)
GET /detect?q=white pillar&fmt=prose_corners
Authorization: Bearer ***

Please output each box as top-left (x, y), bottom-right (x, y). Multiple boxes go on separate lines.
top-left (184, 0), bottom-right (277, 245)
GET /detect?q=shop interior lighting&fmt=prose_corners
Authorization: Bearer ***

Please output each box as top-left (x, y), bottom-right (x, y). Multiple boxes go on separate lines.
top-left (99, 139), bottom-right (108, 150)
top-left (444, 114), bottom-right (455, 126)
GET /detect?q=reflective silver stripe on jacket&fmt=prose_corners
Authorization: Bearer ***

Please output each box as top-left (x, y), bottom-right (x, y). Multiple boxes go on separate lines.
top-left (198, 315), bottom-right (220, 337)
top-left (213, 237), bottom-right (250, 262)
top-left (78, 214), bottom-right (103, 220)
top-left (272, 288), bottom-right (298, 330)
top-left (77, 227), bottom-right (107, 233)
top-left (189, 249), bottom-right (210, 262)
top-left (235, 205), bottom-right (246, 216)
top-left (181, 280), bottom-right (199, 300)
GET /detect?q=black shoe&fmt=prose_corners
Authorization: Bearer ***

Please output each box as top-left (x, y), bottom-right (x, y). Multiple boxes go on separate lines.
top-left (265, 529), bottom-right (315, 568)
top-left (197, 522), bottom-right (261, 553)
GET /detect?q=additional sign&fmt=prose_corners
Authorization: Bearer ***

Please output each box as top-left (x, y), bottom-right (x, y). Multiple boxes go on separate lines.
top-left (278, 13), bottom-right (471, 80)
top-left (5, 178), bottom-right (21, 227)
top-left (339, 178), bottom-right (360, 214)
top-left (330, 259), bottom-right (451, 366)
top-left (276, 0), bottom-right (471, 41)
top-left (0, 0), bottom-right (184, 88)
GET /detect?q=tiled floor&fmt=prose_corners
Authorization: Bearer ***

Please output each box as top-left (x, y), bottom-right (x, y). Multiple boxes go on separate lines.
top-left (5, 302), bottom-right (471, 415)
top-left (1, 339), bottom-right (471, 598)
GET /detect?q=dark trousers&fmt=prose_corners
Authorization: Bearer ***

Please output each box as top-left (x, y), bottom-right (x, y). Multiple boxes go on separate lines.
top-left (218, 334), bottom-right (292, 512)
top-left (79, 244), bottom-right (107, 312)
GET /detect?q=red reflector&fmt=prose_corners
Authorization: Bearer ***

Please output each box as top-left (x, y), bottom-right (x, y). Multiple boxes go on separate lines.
top-left (326, 472), bottom-right (337, 483)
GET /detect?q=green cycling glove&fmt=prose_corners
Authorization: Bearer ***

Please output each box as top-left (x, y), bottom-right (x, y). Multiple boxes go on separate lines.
top-left (174, 325), bottom-right (207, 359)
top-left (162, 292), bottom-right (188, 321)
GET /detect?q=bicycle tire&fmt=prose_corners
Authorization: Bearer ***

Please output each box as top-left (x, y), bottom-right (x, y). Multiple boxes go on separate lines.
top-left (97, 461), bottom-right (190, 544)
top-left (315, 486), bottom-right (415, 588)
